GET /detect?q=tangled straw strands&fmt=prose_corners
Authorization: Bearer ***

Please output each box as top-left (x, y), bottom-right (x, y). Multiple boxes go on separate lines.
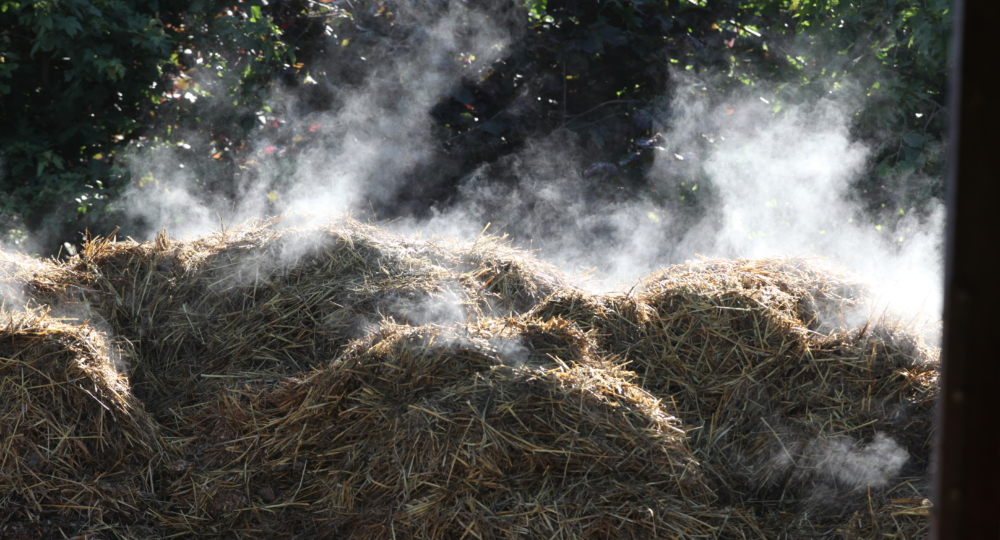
top-left (0, 219), bottom-right (937, 539)
top-left (3, 217), bottom-right (575, 414)
top-left (156, 323), bottom-right (761, 539)
top-left (0, 309), bottom-right (166, 540)
top-left (531, 257), bottom-right (938, 538)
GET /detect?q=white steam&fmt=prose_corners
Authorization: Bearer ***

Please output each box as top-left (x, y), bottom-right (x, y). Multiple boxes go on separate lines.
top-left (125, 1), bottom-right (512, 238)
top-left (409, 81), bottom-right (944, 334)
top-left (490, 336), bottom-right (532, 367)
top-left (390, 282), bottom-right (470, 328)
top-left (118, 3), bottom-right (944, 331)
top-left (693, 95), bottom-right (943, 326)
top-left (703, 101), bottom-right (868, 257)
top-left (122, 170), bottom-right (218, 237)
top-left (765, 431), bottom-right (910, 513)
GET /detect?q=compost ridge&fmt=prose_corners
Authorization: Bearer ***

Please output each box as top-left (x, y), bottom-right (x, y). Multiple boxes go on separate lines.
top-left (1, 216), bottom-right (936, 539)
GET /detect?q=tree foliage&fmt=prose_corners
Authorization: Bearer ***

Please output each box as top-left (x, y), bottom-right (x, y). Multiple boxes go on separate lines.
top-left (0, 0), bottom-right (292, 237)
top-left (714, 0), bottom-right (952, 213)
top-left (0, 0), bottom-right (950, 249)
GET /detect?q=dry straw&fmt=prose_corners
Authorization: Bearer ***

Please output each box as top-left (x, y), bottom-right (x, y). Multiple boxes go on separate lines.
top-left (0, 217), bottom-right (936, 539)
top-left (531, 257), bottom-right (937, 538)
top-left (154, 324), bottom-right (760, 538)
top-left (0, 309), bottom-right (167, 540)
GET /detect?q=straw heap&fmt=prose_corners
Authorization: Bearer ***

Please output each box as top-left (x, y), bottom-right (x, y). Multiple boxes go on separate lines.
top-left (154, 324), bottom-right (763, 538)
top-left (0, 217), bottom-right (937, 539)
top-left (0, 309), bottom-right (166, 540)
top-left (532, 257), bottom-right (937, 538)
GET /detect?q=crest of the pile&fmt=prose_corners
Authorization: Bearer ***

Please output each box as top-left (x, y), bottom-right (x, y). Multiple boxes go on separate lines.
top-left (0, 216), bottom-right (936, 539)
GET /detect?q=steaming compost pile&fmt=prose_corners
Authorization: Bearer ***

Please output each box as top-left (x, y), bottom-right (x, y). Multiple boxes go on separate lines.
top-left (0, 217), bottom-right (936, 539)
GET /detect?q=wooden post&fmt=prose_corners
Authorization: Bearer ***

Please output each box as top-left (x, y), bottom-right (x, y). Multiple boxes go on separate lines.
top-left (932, 0), bottom-right (1000, 537)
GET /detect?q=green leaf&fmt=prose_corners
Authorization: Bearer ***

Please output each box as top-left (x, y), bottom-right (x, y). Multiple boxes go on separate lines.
top-left (902, 132), bottom-right (925, 148)
top-left (55, 14), bottom-right (83, 37)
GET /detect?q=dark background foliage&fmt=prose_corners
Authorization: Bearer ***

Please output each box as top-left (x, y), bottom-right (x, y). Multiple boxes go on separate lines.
top-left (0, 0), bottom-right (950, 254)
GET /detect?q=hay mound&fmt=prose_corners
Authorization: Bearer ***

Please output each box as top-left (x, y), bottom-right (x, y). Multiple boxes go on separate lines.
top-left (0, 220), bottom-right (937, 539)
top-left (157, 324), bottom-right (758, 538)
top-left (5, 218), bottom-right (576, 415)
top-left (534, 257), bottom-right (938, 537)
top-left (461, 234), bottom-right (575, 313)
top-left (0, 310), bottom-right (166, 539)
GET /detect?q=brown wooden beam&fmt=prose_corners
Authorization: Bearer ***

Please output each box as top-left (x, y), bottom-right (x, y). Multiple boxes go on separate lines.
top-left (932, 0), bottom-right (1000, 538)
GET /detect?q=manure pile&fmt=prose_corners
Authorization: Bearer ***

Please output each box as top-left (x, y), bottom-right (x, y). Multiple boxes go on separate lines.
top-left (0, 217), bottom-right (937, 539)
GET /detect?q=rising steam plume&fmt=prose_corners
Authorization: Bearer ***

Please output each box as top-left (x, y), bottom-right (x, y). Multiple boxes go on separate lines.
top-left (105, 1), bottom-right (944, 341)
top-left (117, 1), bottom-right (944, 339)
top-left (0, 0), bottom-right (940, 337)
